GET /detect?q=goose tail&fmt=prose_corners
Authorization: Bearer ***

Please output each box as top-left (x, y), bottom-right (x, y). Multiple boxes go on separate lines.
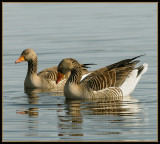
top-left (119, 63), bottom-right (148, 96)
top-left (81, 63), bottom-right (97, 69)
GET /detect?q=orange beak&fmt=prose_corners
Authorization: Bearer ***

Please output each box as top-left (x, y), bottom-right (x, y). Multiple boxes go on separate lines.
top-left (15, 55), bottom-right (25, 64)
top-left (56, 72), bottom-right (64, 84)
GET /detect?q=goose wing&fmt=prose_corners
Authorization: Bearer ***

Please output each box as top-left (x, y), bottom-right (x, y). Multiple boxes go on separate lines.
top-left (38, 66), bottom-right (59, 81)
top-left (81, 55), bottom-right (144, 91)
top-left (38, 63), bottom-right (94, 81)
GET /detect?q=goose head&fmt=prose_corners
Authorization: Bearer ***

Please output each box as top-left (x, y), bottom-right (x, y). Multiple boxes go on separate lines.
top-left (56, 58), bottom-right (78, 84)
top-left (15, 48), bottom-right (37, 64)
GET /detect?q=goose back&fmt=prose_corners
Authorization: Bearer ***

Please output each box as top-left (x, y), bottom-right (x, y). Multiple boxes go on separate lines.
top-left (81, 55), bottom-right (141, 91)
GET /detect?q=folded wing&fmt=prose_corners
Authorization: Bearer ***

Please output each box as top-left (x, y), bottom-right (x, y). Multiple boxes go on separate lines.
top-left (81, 55), bottom-right (144, 91)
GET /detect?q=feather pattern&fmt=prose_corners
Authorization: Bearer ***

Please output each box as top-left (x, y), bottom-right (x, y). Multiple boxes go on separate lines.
top-left (57, 55), bottom-right (148, 99)
top-left (15, 49), bottom-right (91, 90)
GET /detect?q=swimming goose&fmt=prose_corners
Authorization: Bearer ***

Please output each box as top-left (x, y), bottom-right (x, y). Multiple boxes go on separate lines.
top-left (56, 56), bottom-right (148, 99)
top-left (15, 49), bottom-right (91, 90)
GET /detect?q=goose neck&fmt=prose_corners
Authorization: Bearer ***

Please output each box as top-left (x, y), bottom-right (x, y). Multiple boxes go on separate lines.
top-left (68, 66), bottom-right (82, 84)
top-left (27, 57), bottom-right (38, 76)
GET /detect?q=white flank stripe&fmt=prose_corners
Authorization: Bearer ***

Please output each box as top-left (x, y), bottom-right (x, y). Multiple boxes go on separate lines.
top-left (80, 73), bottom-right (91, 81)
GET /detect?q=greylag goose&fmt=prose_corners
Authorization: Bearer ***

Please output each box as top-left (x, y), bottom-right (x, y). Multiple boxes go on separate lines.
top-left (56, 55), bottom-right (148, 99)
top-left (15, 49), bottom-right (92, 90)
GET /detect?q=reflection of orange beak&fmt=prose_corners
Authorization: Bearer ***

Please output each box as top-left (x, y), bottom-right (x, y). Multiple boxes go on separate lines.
top-left (15, 55), bottom-right (25, 64)
top-left (56, 72), bottom-right (64, 84)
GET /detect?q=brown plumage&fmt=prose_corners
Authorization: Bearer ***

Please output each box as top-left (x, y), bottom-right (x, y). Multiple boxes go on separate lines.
top-left (56, 56), bottom-right (148, 99)
top-left (15, 49), bottom-right (90, 90)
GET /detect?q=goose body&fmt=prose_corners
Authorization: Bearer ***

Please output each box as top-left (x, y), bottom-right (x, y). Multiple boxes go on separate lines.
top-left (56, 56), bottom-right (148, 99)
top-left (15, 49), bottom-right (90, 90)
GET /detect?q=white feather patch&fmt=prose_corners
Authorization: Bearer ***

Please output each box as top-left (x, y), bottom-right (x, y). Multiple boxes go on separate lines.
top-left (119, 63), bottom-right (148, 96)
top-left (80, 73), bottom-right (91, 81)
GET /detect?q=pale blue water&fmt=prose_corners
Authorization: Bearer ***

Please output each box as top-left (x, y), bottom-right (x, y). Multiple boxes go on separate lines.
top-left (3, 3), bottom-right (157, 142)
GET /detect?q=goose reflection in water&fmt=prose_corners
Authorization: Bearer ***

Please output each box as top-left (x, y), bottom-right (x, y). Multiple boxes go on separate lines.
top-left (64, 94), bottom-right (139, 116)
top-left (57, 95), bottom-right (140, 139)
top-left (16, 88), bottom-right (64, 115)
top-left (16, 88), bottom-right (141, 140)
top-left (16, 89), bottom-right (40, 116)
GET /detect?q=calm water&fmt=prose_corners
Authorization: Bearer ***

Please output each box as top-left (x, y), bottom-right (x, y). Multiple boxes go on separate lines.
top-left (3, 3), bottom-right (157, 142)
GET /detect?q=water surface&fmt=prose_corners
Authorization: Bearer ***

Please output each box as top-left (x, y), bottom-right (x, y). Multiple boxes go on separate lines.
top-left (3, 3), bottom-right (157, 142)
